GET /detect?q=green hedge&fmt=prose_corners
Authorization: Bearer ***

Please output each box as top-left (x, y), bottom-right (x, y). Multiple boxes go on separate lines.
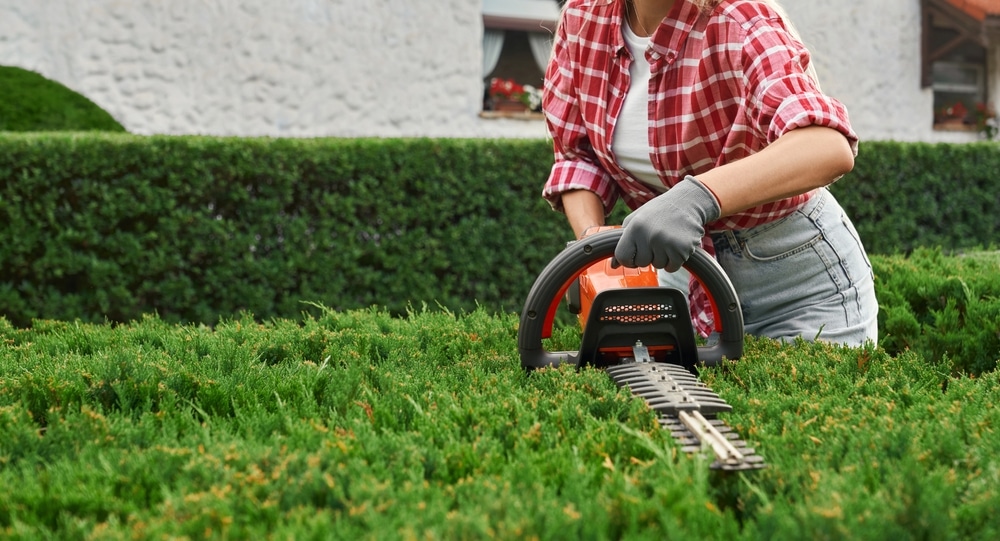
top-left (1, 309), bottom-right (998, 538)
top-left (2, 134), bottom-right (1000, 363)
top-left (0, 134), bottom-right (566, 327)
top-left (0, 66), bottom-right (126, 133)
top-left (874, 249), bottom-right (1000, 375)
top-left (829, 141), bottom-right (1000, 255)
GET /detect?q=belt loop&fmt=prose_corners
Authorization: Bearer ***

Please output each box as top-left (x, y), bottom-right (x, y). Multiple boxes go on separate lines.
top-left (726, 230), bottom-right (740, 252)
top-left (711, 230), bottom-right (740, 253)
top-left (807, 188), bottom-right (829, 220)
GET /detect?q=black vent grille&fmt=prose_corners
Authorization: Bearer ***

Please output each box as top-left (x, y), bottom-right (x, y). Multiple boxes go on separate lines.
top-left (598, 303), bottom-right (679, 324)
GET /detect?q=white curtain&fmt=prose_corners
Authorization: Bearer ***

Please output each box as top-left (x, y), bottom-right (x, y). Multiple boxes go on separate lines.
top-left (482, 29), bottom-right (506, 78)
top-left (527, 31), bottom-right (554, 73)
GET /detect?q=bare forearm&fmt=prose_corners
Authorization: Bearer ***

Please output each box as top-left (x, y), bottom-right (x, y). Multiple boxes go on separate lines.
top-left (562, 189), bottom-right (606, 239)
top-left (696, 126), bottom-right (855, 217)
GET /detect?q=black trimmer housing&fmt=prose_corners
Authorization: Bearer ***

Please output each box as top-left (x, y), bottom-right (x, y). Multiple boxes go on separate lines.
top-left (518, 228), bottom-right (744, 371)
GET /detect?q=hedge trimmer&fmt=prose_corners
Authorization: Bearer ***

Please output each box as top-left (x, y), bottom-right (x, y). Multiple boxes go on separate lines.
top-left (518, 227), bottom-right (765, 470)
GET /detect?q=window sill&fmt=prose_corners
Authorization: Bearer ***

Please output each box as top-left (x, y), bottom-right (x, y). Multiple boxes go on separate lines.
top-left (479, 111), bottom-right (544, 121)
top-left (933, 121), bottom-right (977, 132)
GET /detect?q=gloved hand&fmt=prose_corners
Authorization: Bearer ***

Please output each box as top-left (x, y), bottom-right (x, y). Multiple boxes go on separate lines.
top-left (614, 176), bottom-right (721, 272)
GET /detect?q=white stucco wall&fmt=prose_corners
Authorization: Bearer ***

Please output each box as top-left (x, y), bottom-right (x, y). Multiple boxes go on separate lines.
top-left (0, 0), bottom-right (989, 142)
top-left (785, 0), bottom-right (981, 144)
top-left (0, 0), bottom-right (547, 138)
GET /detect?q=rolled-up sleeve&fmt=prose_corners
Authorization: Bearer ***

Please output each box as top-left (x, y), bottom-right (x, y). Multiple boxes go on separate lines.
top-left (541, 12), bottom-right (619, 214)
top-left (740, 18), bottom-right (859, 155)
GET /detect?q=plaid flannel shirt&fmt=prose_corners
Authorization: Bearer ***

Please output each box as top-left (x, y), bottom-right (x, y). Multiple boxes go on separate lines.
top-left (542, 0), bottom-right (858, 336)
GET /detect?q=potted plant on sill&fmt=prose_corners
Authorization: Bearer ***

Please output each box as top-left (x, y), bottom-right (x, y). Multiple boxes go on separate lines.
top-left (488, 78), bottom-right (541, 113)
top-left (935, 101), bottom-right (969, 129)
top-left (973, 102), bottom-right (997, 140)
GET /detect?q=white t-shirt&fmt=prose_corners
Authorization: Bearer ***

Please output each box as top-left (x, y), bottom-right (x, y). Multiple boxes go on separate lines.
top-left (611, 22), bottom-right (666, 194)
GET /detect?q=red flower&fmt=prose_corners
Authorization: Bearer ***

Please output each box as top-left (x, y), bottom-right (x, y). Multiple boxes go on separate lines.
top-left (489, 78), bottom-right (526, 100)
top-left (946, 101), bottom-right (968, 119)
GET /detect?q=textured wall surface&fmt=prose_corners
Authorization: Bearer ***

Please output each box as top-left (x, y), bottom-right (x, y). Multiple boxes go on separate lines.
top-left (785, 0), bottom-right (984, 144)
top-left (0, 0), bottom-right (991, 142)
top-left (0, 0), bottom-right (547, 138)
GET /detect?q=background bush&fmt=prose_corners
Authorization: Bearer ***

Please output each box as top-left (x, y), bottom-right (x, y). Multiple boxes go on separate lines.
top-left (0, 135), bottom-right (565, 328)
top-left (2, 134), bottom-right (999, 373)
top-left (0, 66), bottom-right (126, 133)
top-left (829, 141), bottom-right (1000, 255)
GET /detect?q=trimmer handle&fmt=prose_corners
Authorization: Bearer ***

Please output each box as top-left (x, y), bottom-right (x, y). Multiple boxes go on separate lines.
top-left (518, 228), bottom-right (744, 369)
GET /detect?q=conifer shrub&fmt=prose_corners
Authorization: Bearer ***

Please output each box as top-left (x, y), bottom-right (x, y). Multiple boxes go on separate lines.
top-left (873, 249), bottom-right (1000, 375)
top-left (0, 308), bottom-right (996, 538)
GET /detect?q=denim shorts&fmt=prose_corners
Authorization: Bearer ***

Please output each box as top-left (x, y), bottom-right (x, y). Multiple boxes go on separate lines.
top-left (659, 188), bottom-right (878, 347)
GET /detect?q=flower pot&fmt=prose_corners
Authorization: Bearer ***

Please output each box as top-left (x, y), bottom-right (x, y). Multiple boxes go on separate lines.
top-left (492, 99), bottom-right (529, 113)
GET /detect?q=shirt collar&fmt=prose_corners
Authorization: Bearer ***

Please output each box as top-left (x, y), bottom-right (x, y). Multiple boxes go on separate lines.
top-left (615, 0), bottom-right (702, 62)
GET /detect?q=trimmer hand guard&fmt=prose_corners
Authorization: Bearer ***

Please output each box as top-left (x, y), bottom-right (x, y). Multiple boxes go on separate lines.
top-left (518, 228), bottom-right (744, 370)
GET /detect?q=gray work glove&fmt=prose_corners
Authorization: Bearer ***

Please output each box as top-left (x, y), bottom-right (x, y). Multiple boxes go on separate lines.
top-left (614, 176), bottom-right (721, 272)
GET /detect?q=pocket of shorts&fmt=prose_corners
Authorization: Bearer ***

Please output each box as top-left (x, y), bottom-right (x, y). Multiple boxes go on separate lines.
top-left (739, 211), bottom-right (824, 263)
top-left (840, 212), bottom-right (875, 279)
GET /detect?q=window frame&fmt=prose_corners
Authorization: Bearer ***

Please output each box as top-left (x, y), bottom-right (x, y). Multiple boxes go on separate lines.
top-left (480, 0), bottom-right (560, 119)
top-left (921, 0), bottom-right (993, 131)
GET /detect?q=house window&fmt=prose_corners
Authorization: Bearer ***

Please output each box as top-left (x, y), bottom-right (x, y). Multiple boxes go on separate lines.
top-left (481, 0), bottom-right (561, 117)
top-left (921, 0), bottom-right (991, 129)
top-left (932, 61), bottom-right (985, 123)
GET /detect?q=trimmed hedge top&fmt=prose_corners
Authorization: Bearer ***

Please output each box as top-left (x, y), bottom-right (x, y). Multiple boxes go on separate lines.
top-left (1, 134), bottom-right (1000, 374)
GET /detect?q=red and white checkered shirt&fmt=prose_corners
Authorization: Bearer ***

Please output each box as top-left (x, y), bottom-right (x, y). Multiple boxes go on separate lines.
top-left (542, 0), bottom-right (858, 335)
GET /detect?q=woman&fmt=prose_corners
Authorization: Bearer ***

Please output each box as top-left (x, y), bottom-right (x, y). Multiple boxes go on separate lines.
top-left (542, 0), bottom-right (878, 346)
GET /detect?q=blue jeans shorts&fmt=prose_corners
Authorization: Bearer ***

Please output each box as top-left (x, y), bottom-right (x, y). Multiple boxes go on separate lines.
top-left (659, 188), bottom-right (878, 347)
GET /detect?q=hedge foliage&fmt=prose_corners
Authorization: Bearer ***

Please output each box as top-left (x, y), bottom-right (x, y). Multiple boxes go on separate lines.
top-left (0, 134), bottom-right (565, 328)
top-left (829, 141), bottom-right (1000, 255)
top-left (0, 67), bottom-right (126, 133)
top-left (2, 134), bottom-right (999, 373)
top-left (874, 249), bottom-right (1000, 375)
top-left (1, 308), bottom-right (997, 538)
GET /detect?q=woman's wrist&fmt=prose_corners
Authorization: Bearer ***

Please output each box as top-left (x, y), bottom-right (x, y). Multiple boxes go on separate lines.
top-left (562, 189), bottom-right (607, 240)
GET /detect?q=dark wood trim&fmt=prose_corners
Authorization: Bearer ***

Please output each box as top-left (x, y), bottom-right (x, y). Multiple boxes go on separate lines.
top-left (922, 1), bottom-right (933, 88)
top-left (926, 0), bottom-right (987, 44)
top-left (930, 33), bottom-right (973, 62)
